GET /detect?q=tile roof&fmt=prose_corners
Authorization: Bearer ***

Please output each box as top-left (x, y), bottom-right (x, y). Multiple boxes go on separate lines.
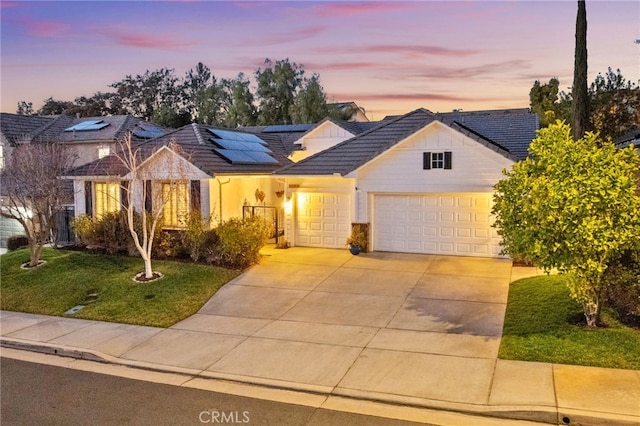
top-left (276, 108), bottom-right (539, 176)
top-left (0, 113), bottom-right (55, 145)
top-left (68, 123), bottom-right (293, 178)
top-left (276, 109), bottom-right (439, 176)
top-left (437, 108), bottom-right (539, 161)
top-left (615, 128), bottom-right (640, 149)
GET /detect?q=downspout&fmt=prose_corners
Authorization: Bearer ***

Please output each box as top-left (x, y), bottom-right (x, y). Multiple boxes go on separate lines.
top-left (216, 178), bottom-right (231, 225)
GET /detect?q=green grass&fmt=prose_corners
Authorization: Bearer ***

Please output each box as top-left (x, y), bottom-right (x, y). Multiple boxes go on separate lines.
top-left (0, 248), bottom-right (240, 328)
top-left (499, 274), bottom-right (640, 370)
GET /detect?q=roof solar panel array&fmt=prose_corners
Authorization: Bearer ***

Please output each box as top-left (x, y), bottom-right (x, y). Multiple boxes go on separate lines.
top-left (208, 128), bottom-right (278, 164)
top-left (64, 120), bottom-right (110, 132)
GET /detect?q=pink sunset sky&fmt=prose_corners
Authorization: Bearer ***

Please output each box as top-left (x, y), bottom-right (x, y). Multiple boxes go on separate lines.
top-left (1, 0), bottom-right (638, 120)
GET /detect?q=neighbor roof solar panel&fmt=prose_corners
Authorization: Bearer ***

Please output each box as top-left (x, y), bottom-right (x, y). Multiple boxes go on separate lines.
top-left (263, 124), bottom-right (313, 133)
top-left (207, 128), bottom-right (266, 145)
top-left (133, 123), bottom-right (165, 139)
top-left (211, 138), bottom-right (272, 153)
top-left (64, 120), bottom-right (110, 132)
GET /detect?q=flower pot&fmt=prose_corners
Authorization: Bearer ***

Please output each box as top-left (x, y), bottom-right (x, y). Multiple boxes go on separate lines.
top-left (349, 244), bottom-right (361, 255)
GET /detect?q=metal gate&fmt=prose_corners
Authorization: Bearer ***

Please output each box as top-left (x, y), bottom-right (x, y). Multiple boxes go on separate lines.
top-left (242, 205), bottom-right (282, 244)
top-left (53, 206), bottom-right (75, 246)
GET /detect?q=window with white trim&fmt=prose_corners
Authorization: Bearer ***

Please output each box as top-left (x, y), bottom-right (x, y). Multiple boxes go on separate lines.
top-left (98, 146), bottom-right (110, 159)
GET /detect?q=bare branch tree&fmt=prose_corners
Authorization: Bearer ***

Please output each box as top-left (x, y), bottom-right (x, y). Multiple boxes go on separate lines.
top-left (114, 133), bottom-right (191, 280)
top-left (1, 143), bottom-right (76, 267)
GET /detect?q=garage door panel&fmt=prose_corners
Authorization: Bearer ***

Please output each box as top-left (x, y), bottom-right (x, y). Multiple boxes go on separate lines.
top-left (295, 192), bottom-right (351, 249)
top-left (374, 193), bottom-right (502, 257)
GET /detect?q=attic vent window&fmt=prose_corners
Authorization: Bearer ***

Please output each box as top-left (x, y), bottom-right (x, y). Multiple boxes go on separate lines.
top-left (64, 120), bottom-right (110, 132)
top-left (423, 152), bottom-right (452, 170)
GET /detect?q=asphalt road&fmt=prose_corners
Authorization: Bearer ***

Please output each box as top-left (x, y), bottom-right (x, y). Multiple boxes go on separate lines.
top-left (1, 357), bottom-right (430, 426)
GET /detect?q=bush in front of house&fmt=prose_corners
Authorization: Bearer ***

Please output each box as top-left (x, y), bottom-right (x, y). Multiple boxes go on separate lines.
top-left (181, 211), bottom-right (211, 262)
top-left (214, 216), bottom-right (272, 268)
top-left (604, 250), bottom-right (640, 327)
top-left (7, 235), bottom-right (29, 251)
top-left (72, 212), bottom-right (134, 254)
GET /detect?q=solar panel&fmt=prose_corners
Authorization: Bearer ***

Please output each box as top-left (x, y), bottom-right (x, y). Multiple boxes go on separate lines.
top-left (213, 148), bottom-right (256, 164)
top-left (243, 151), bottom-right (279, 164)
top-left (64, 120), bottom-right (110, 132)
top-left (263, 124), bottom-right (313, 133)
top-left (133, 123), bottom-right (165, 139)
top-left (211, 138), bottom-right (272, 153)
top-left (207, 128), bottom-right (266, 145)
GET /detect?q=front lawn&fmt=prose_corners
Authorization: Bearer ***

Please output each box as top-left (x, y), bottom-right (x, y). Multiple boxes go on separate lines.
top-left (0, 248), bottom-right (240, 327)
top-left (499, 274), bottom-right (640, 370)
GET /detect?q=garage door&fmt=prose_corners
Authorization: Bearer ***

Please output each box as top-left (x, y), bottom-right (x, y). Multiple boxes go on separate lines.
top-left (373, 193), bottom-right (502, 257)
top-left (295, 193), bottom-right (350, 248)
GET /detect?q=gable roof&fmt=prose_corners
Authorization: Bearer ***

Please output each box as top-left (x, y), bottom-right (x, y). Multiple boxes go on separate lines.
top-left (68, 123), bottom-right (293, 178)
top-left (276, 108), bottom-right (539, 176)
top-left (0, 113), bottom-right (55, 145)
top-left (276, 108), bottom-right (438, 176)
top-left (437, 108), bottom-right (538, 161)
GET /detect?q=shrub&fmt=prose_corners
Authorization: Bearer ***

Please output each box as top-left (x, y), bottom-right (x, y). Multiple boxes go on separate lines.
top-left (181, 211), bottom-right (211, 262)
top-left (605, 251), bottom-right (640, 327)
top-left (215, 216), bottom-right (272, 268)
top-left (73, 212), bottom-right (142, 255)
top-left (153, 230), bottom-right (187, 259)
top-left (7, 235), bottom-right (29, 251)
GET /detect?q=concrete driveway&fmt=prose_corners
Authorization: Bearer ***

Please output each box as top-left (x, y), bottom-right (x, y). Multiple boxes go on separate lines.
top-left (139, 247), bottom-right (514, 405)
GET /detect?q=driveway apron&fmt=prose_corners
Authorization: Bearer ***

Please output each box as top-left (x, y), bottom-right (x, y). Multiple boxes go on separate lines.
top-left (168, 247), bottom-right (513, 405)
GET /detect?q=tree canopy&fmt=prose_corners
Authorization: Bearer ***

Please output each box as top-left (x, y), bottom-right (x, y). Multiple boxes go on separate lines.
top-left (492, 121), bottom-right (640, 326)
top-left (529, 68), bottom-right (640, 142)
top-left (17, 59), bottom-right (351, 128)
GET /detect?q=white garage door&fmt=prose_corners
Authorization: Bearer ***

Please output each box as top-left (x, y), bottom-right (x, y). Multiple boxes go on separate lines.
top-left (295, 192), bottom-right (351, 248)
top-left (374, 193), bottom-right (502, 257)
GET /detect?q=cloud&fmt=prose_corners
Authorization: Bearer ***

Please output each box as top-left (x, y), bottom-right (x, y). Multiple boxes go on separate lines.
top-left (313, 2), bottom-right (416, 17)
top-left (16, 17), bottom-right (71, 38)
top-left (319, 44), bottom-right (480, 58)
top-left (408, 60), bottom-right (532, 80)
top-left (304, 61), bottom-right (379, 71)
top-left (330, 93), bottom-right (485, 103)
top-left (249, 25), bottom-right (328, 46)
top-left (100, 27), bottom-right (196, 51)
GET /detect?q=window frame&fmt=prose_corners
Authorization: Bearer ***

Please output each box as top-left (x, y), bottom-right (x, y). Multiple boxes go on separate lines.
top-left (162, 181), bottom-right (190, 229)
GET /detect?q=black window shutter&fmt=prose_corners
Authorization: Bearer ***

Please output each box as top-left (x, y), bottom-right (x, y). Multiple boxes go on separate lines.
top-left (444, 152), bottom-right (452, 169)
top-left (84, 181), bottom-right (93, 217)
top-left (190, 180), bottom-right (201, 212)
top-left (121, 181), bottom-right (129, 209)
top-left (423, 152), bottom-right (431, 170)
top-left (144, 180), bottom-right (152, 212)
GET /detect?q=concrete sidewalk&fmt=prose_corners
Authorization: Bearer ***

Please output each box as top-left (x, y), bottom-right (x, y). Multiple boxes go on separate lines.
top-left (1, 248), bottom-right (639, 425)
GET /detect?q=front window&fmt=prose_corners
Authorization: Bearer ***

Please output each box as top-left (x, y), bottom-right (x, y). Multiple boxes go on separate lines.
top-left (94, 182), bottom-right (120, 218)
top-left (162, 182), bottom-right (189, 228)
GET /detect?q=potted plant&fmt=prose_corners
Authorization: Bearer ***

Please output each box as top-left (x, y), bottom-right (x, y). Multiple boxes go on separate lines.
top-left (346, 224), bottom-right (368, 255)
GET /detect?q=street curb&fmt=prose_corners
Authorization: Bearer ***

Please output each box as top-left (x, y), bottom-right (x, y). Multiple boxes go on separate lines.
top-left (3, 338), bottom-right (639, 426)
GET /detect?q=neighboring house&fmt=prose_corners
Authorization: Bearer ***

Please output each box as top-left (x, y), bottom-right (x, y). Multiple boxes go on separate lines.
top-left (615, 128), bottom-right (640, 150)
top-left (328, 101), bottom-right (370, 122)
top-left (0, 113), bottom-right (169, 247)
top-left (1, 113), bottom-right (56, 247)
top-left (65, 107), bottom-right (539, 258)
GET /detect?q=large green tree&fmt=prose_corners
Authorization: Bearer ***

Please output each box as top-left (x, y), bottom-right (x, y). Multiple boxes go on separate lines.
top-left (290, 74), bottom-right (329, 124)
top-left (492, 122), bottom-right (640, 326)
top-left (225, 73), bottom-right (257, 127)
top-left (571, 0), bottom-right (589, 140)
top-left (255, 58), bottom-right (305, 125)
top-left (529, 69), bottom-right (640, 142)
